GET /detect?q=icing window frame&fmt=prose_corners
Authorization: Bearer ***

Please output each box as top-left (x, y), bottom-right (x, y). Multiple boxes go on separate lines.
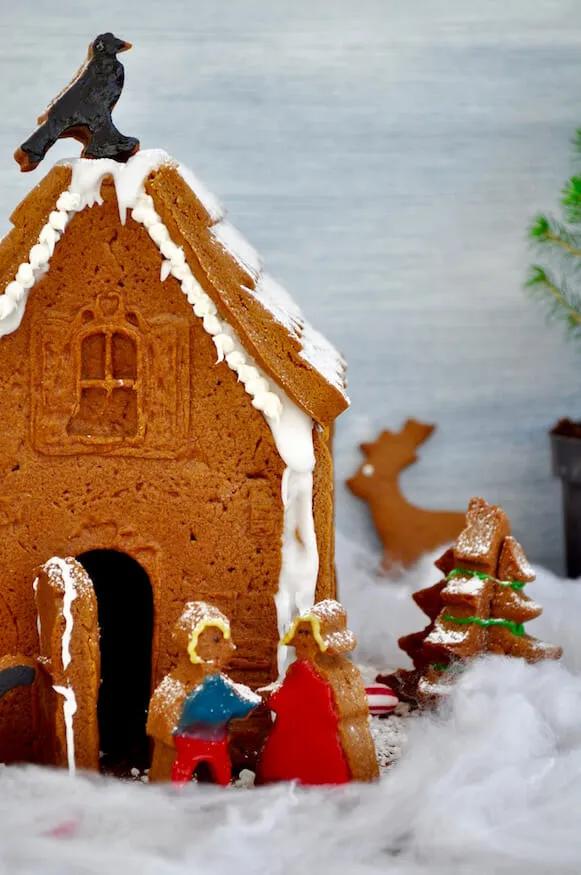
top-left (67, 294), bottom-right (145, 444)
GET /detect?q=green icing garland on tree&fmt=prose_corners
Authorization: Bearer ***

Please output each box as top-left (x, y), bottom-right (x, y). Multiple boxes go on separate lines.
top-left (430, 662), bottom-right (450, 672)
top-left (446, 568), bottom-right (526, 591)
top-left (443, 613), bottom-right (526, 637)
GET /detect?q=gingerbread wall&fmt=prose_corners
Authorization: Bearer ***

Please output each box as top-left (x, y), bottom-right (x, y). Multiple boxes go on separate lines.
top-left (0, 183), bottom-right (335, 762)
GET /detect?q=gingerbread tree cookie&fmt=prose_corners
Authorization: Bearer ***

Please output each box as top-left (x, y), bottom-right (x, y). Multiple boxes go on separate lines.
top-left (380, 497), bottom-right (562, 706)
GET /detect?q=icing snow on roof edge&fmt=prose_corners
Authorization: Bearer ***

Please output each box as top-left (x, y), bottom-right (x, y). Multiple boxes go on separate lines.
top-left (1, 149), bottom-right (349, 408)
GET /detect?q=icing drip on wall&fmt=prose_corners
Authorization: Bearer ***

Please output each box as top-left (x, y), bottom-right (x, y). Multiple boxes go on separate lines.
top-left (38, 557), bottom-right (80, 775)
top-left (270, 396), bottom-right (319, 673)
top-left (52, 684), bottom-right (78, 775)
top-left (8, 151), bottom-right (322, 674)
top-left (32, 577), bottom-right (41, 640)
top-left (47, 556), bottom-right (78, 670)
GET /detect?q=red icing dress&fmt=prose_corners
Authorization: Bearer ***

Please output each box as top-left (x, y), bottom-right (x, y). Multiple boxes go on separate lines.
top-left (257, 659), bottom-right (350, 786)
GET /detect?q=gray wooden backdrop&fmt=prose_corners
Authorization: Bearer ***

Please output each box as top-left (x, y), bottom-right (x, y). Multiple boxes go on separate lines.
top-left (1, 0), bottom-right (580, 571)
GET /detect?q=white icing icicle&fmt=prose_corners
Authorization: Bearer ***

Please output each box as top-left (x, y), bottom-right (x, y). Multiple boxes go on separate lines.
top-left (270, 397), bottom-right (319, 673)
top-left (50, 556), bottom-right (77, 670)
top-left (67, 149), bottom-right (171, 222)
top-left (32, 576), bottom-right (41, 640)
top-left (52, 685), bottom-right (78, 775)
top-left (37, 557), bottom-right (80, 775)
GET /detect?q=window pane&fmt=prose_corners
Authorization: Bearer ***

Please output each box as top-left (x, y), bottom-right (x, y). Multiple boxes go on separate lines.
top-left (81, 333), bottom-right (106, 380)
top-left (68, 388), bottom-right (110, 436)
top-left (109, 388), bottom-right (138, 436)
top-left (111, 332), bottom-right (137, 380)
top-left (68, 387), bottom-right (138, 438)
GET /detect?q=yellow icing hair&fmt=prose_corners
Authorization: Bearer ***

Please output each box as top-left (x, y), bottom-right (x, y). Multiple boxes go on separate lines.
top-left (281, 613), bottom-right (328, 652)
top-left (187, 617), bottom-right (231, 664)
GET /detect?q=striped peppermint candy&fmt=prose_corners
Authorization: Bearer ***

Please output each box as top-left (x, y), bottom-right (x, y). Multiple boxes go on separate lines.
top-left (365, 683), bottom-right (398, 716)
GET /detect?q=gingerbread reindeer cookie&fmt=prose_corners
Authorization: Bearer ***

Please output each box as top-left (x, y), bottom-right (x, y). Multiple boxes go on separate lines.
top-left (147, 602), bottom-right (260, 785)
top-left (347, 420), bottom-right (465, 570)
top-left (257, 599), bottom-right (378, 785)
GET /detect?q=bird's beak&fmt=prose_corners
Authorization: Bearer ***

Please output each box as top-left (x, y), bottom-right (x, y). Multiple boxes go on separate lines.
top-left (117, 39), bottom-right (132, 53)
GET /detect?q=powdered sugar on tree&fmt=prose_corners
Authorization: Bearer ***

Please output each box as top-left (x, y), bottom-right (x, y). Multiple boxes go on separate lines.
top-left (381, 497), bottom-right (562, 706)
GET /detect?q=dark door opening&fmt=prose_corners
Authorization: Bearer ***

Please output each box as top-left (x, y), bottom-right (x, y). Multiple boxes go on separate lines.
top-left (77, 550), bottom-right (153, 776)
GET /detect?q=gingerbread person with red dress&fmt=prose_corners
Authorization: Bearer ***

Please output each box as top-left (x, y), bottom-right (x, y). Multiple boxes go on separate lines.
top-left (257, 599), bottom-right (378, 785)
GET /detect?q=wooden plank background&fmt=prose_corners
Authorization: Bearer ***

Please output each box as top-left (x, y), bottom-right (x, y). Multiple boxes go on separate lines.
top-left (1, 0), bottom-right (580, 571)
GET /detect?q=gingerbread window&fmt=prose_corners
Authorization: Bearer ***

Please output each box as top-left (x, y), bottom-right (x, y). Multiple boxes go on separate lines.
top-left (67, 295), bottom-right (144, 441)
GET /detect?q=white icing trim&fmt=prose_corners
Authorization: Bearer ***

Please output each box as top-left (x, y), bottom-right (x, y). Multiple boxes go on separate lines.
top-left (0, 149), bottom-right (347, 403)
top-left (129, 190), bottom-right (284, 422)
top-left (0, 191), bottom-right (82, 338)
top-left (66, 149), bottom-right (172, 222)
top-left (52, 684), bottom-right (77, 775)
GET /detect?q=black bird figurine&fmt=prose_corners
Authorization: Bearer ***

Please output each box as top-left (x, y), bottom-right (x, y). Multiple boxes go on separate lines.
top-left (14, 32), bottom-right (140, 172)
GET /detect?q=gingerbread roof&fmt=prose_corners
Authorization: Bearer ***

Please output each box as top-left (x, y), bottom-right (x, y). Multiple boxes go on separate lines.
top-left (0, 150), bottom-right (348, 425)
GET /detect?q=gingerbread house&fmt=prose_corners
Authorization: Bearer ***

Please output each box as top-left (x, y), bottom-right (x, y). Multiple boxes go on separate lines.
top-left (0, 150), bottom-right (348, 770)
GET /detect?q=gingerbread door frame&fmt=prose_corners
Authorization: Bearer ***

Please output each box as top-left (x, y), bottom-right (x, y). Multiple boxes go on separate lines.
top-left (65, 524), bottom-right (162, 681)
top-left (60, 526), bottom-right (161, 769)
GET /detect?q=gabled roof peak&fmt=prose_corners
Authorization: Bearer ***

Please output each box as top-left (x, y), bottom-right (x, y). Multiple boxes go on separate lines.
top-left (0, 150), bottom-right (348, 424)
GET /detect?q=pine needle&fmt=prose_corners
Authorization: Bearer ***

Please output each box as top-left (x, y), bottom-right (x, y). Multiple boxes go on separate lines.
top-left (526, 138), bottom-right (581, 338)
top-left (526, 265), bottom-right (581, 336)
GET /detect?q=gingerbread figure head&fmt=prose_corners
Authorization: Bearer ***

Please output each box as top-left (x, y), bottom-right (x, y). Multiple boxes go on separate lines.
top-left (347, 419), bottom-right (435, 500)
top-left (282, 599), bottom-right (356, 662)
top-left (173, 602), bottom-right (235, 672)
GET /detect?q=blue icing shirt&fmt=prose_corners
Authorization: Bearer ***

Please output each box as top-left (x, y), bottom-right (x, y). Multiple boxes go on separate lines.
top-left (176, 673), bottom-right (258, 738)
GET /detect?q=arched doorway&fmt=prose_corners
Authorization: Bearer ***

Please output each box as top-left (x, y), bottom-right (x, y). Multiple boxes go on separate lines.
top-left (77, 550), bottom-right (153, 775)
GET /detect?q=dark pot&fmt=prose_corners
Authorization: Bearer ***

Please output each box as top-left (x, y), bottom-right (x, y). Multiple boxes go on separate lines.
top-left (551, 420), bottom-right (581, 578)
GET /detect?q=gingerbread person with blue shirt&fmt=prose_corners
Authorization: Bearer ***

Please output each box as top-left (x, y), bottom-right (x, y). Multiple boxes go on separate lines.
top-left (147, 602), bottom-right (260, 785)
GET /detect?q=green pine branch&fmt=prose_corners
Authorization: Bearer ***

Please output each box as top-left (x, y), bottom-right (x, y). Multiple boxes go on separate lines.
top-left (526, 128), bottom-right (581, 337)
top-left (525, 266), bottom-right (581, 334)
top-left (529, 213), bottom-right (581, 257)
top-left (561, 176), bottom-right (581, 225)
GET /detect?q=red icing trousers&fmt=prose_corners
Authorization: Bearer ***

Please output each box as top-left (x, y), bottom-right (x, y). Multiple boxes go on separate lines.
top-left (171, 734), bottom-right (232, 786)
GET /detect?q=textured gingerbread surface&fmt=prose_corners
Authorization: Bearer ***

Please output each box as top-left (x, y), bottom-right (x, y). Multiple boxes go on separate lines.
top-left (0, 178), bottom-right (336, 764)
top-left (315, 653), bottom-right (379, 782)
